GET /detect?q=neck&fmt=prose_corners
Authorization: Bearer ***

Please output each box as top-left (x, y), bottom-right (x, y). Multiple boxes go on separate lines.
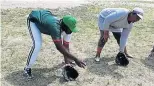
top-left (60, 19), bottom-right (64, 30)
top-left (127, 12), bottom-right (132, 24)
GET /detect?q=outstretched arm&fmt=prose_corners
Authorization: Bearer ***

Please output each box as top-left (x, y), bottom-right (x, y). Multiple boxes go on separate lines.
top-left (53, 40), bottom-right (86, 68)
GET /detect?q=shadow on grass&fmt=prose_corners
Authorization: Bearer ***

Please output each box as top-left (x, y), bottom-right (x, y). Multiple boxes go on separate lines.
top-left (4, 63), bottom-right (66, 86)
top-left (141, 53), bottom-right (154, 71)
top-left (84, 56), bottom-right (124, 79)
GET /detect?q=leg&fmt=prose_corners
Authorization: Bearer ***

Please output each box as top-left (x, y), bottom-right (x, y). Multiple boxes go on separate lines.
top-left (112, 32), bottom-right (121, 45)
top-left (95, 15), bottom-right (108, 62)
top-left (24, 21), bottom-right (42, 78)
top-left (95, 30), bottom-right (107, 62)
top-left (26, 21), bottom-right (42, 68)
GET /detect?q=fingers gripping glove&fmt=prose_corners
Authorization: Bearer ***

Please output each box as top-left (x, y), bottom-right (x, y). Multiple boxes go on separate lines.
top-left (115, 52), bottom-right (129, 66)
top-left (62, 65), bottom-right (79, 81)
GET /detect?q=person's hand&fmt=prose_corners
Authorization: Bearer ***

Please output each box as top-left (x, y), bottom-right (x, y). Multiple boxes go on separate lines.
top-left (74, 58), bottom-right (86, 68)
top-left (125, 53), bottom-right (133, 58)
top-left (103, 30), bottom-right (109, 42)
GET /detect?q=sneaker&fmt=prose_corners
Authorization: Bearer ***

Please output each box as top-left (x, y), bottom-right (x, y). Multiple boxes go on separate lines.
top-left (95, 57), bottom-right (100, 62)
top-left (23, 67), bottom-right (33, 79)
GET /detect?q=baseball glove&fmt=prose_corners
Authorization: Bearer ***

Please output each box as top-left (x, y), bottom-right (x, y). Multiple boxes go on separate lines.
top-left (62, 64), bottom-right (79, 81)
top-left (115, 52), bottom-right (129, 66)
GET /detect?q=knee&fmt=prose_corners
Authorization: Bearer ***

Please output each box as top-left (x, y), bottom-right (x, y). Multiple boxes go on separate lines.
top-left (98, 38), bottom-right (106, 47)
top-left (32, 41), bottom-right (42, 49)
top-left (35, 42), bottom-right (42, 47)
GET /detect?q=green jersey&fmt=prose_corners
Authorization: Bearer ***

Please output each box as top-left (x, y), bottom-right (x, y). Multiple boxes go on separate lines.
top-left (28, 10), bottom-right (61, 40)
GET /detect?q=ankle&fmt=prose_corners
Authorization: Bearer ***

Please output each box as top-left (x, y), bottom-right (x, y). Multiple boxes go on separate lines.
top-left (95, 54), bottom-right (100, 57)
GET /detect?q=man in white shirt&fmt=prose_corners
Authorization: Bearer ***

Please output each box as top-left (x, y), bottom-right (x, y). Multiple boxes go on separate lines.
top-left (95, 7), bottom-right (144, 62)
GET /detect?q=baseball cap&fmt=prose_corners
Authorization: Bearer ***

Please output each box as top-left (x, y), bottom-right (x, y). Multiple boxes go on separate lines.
top-left (133, 7), bottom-right (144, 19)
top-left (62, 15), bottom-right (79, 32)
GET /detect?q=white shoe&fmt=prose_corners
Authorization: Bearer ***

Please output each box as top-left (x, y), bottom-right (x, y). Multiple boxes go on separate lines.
top-left (95, 57), bottom-right (100, 62)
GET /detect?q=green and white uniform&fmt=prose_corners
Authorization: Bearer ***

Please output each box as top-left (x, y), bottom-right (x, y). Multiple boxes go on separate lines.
top-left (28, 10), bottom-right (62, 40)
top-left (26, 10), bottom-right (72, 68)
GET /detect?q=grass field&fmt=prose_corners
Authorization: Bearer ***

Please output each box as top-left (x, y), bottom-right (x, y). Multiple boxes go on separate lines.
top-left (1, 0), bottom-right (154, 86)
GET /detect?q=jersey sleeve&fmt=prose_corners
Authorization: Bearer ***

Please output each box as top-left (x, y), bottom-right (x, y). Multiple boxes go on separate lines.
top-left (48, 23), bottom-right (61, 42)
top-left (61, 32), bottom-right (72, 42)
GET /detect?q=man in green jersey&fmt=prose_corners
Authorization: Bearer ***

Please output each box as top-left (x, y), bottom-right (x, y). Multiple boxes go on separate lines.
top-left (24, 10), bottom-right (86, 78)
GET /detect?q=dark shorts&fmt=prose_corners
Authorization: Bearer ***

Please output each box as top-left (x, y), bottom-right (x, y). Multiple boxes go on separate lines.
top-left (112, 32), bottom-right (121, 44)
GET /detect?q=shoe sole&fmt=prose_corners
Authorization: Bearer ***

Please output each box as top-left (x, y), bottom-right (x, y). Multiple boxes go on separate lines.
top-left (23, 73), bottom-right (33, 79)
top-left (94, 58), bottom-right (100, 63)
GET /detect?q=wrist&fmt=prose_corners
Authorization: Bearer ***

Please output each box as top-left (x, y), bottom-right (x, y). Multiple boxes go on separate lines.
top-left (119, 51), bottom-right (124, 53)
top-left (69, 54), bottom-right (77, 61)
top-left (104, 30), bottom-right (109, 34)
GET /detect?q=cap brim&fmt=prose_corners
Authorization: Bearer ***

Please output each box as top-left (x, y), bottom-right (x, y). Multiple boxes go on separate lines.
top-left (71, 27), bottom-right (79, 33)
top-left (137, 14), bottom-right (143, 19)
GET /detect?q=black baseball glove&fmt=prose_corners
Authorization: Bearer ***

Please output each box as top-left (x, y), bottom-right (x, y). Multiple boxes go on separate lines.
top-left (115, 52), bottom-right (129, 66)
top-left (62, 64), bottom-right (79, 81)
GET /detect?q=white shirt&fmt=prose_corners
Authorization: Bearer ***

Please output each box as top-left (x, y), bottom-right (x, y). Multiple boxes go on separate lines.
top-left (61, 31), bottom-right (72, 42)
top-left (99, 8), bottom-right (134, 52)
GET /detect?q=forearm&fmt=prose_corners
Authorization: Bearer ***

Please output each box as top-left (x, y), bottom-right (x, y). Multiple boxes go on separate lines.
top-left (119, 37), bottom-right (127, 52)
top-left (55, 42), bottom-right (76, 61)
top-left (63, 40), bottom-right (69, 51)
top-left (63, 41), bottom-right (70, 61)
top-left (104, 30), bottom-right (109, 35)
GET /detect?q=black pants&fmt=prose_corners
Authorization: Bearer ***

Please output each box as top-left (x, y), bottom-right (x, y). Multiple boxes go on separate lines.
top-left (112, 32), bottom-right (121, 45)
